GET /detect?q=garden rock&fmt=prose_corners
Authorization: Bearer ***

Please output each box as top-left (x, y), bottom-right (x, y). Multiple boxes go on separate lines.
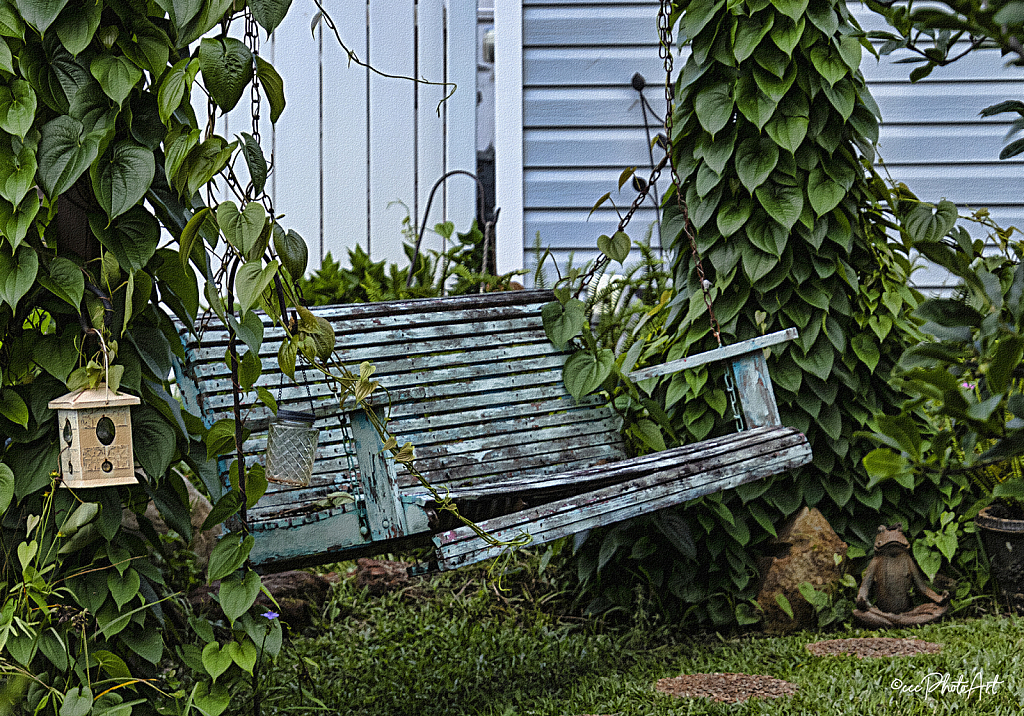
top-left (356, 558), bottom-right (412, 595)
top-left (189, 570), bottom-right (338, 629)
top-left (755, 507), bottom-right (848, 633)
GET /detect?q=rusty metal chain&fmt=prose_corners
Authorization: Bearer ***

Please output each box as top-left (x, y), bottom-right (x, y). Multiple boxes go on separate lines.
top-left (577, 0), bottom-right (722, 353)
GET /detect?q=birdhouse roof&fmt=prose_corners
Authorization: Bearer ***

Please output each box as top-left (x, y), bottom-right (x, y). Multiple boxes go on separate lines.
top-left (48, 386), bottom-right (141, 410)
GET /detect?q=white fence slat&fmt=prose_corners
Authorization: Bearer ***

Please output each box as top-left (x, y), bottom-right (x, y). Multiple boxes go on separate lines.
top-left (416, 0), bottom-right (447, 259)
top-left (368, 0), bottom-right (417, 266)
top-left (445, 0), bottom-right (479, 235)
top-left (268, 7), bottom-right (322, 255)
top-left (321, 1), bottom-right (371, 263)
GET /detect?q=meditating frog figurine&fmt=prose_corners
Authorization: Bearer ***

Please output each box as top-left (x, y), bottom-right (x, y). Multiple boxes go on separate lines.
top-left (852, 523), bottom-right (949, 628)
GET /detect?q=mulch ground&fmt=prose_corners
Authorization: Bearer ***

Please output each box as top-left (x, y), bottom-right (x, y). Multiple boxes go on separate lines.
top-left (655, 673), bottom-right (800, 704)
top-left (805, 637), bottom-right (944, 658)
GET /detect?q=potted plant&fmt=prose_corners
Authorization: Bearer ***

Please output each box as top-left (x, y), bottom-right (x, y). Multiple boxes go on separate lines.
top-left (863, 205), bottom-right (1024, 611)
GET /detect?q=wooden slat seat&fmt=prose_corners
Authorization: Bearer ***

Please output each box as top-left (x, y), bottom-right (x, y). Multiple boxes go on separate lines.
top-left (173, 289), bottom-right (812, 572)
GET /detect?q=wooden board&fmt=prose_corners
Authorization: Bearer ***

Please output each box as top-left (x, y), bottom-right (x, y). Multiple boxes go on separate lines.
top-left (433, 426), bottom-right (812, 569)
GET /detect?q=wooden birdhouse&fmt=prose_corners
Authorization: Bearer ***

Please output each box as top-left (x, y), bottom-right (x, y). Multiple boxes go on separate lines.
top-left (48, 386), bottom-right (141, 488)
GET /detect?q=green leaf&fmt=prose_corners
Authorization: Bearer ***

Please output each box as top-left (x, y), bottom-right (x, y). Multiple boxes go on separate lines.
top-left (217, 200), bottom-right (266, 256)
top-left (180, 206), bottom-right (212, 268)
top-left (632, 418), bottom-right (666, 452)
top-left (58, 686), bottom-right (93, 716)
top-left (597, 230), bottom-right (630, 264)
top-left (0, 132), bottom-right (39, 206)
top-left (193, 681), bottom-right (231, 716)
top-left (219, 569), bottom-right (260, 623)
top-left (38, 256), bottom-right (84, 310)
top-left (0, 2), bottom-right (26, 38)
top-left (989, 335), bottom-right (1024, 394)
top-left (741, 244), bottom-right (778, 282)
top-left (753, 62), bottom-right (796, 103)
top-left (0, 387), bottom-right (28, 428)
top-left (541, 298), bottom-right (586, 348)
top-left (765, 113), bottom-right (808, 154)
top-left (199, 37), bottom-right (253, 112)
top-left (735, 136), bottom-right (779, 192)
top-left (249, 0), bottom-right (292, 34)
top-left (0, 463), bottom-right (12, 514)
top-left (205, 418), bottom-right (237, 461)
top-left (54, 1), bottom-right (101, 55)
top-left (0, 192), bottom-right (40, 249)
top-left (107, 568), bottom-right (140, 610)
top-left (131, 404), bottom-right (176, 478)
top-left (735, 75), bottom-right (775, 130)
top-left (0, 37), bottom-right (12, 75)
top-left (277, 338), bottom-right (296, 379)
top-left (255, 55), bottom-right (285, 123)
top-left (807, 1), bottom-right (838, 34)
top-left (771, 15), bottom-right (805, 56)
top-left (733, 13), bottom-right (773, 63)
top-left (0, 242), bottom-right (37, 310)
top-left (0, 79), bottom-right (37, 139)
top-left (807, 165), bottom-right (844, 216)
top-left (158, 58), bottom-right (199, 125)
top-left (226, 639), bottom-right (258, 674)
top-left (91, 140), bottom-right (156, 221)
top-left (38, 115), bottom-right (101, 198)
top-left (716, 196), bottom-right (752, 236)
top-left (903, 199), bottom-right (958, 244)
top-left (208, 532), bottom-right (255, 582)
top-left (90, 54), bottom-right (142, 106)
top-left (273, 224), bottom-right (308, 280)
top-left (773, 0), bottom-right (809, 20)
top-left (202, 490), bottom-right (242, 531)
top-left (693, 83), bottom-right (734, 135)
top-left (837, 34), bottom-right (862, 71)
top-left (563, 348), bottom-right (614, 400)
top-left (201, 642), bottom-right (232, 680)
top-left (809, 44), bottom-right (848, 87)
top-left (775, 592), bottom-right (794, 619)
top-left (235, 260), bottom-right (278, 315)
top-left (851, 333), bottom-right (880, 371)
top-left (240, 132), bottom-right (268, 195)
top-left (90, 206), bottom-right (160, 273)
top-left (821, 79), bottom-right (855, 121)
top-left (755, 181), bottom-right (803, 231)
top-left (13, 0), bottom-right (70, 34)
top-left (694, 124), bottom-right (737, 174)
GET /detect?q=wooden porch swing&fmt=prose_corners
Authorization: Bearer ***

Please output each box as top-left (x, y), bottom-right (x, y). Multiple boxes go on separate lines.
top-left (171, 0), bottom-right (811, 572)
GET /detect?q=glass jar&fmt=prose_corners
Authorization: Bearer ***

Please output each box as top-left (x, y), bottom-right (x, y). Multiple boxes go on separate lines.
top-left (265, 409), bottom-right (320, 487)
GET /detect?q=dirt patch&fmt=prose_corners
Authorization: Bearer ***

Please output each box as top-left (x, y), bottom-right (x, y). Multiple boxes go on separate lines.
top-left (655, 673), bottom-right (799, 704)
top-left (806, 637), bottom-right (943, 658)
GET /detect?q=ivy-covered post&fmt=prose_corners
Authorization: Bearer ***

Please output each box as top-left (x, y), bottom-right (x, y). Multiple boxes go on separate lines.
top-left (649, 0), bottom-right (931, 622)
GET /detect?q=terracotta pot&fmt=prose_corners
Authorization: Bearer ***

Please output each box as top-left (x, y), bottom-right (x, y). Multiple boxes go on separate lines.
top-left (975, 505), bottom-right (1024, 613)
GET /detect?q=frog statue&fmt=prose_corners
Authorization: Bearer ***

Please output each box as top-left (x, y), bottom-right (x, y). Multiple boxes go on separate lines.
top-left (852, 523), bottom-right (950, 628)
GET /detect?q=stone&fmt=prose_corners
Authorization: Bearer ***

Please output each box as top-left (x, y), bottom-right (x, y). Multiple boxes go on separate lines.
top-left (189, 570), bottom-right (339, 630)
top-left (356, 558), bottom-right (411, 595)
top-left (755, 507), bottom-right (848, 633)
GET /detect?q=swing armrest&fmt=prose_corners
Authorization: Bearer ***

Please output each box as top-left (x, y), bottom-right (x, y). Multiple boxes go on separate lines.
top-left (627, 327), bottom-right (798, 430)
top-left (626, 328), bottom-right (798, 382)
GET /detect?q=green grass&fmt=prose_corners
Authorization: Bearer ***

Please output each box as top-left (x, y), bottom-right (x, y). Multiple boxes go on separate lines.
top-left (237, 564), bottom-right (1024, 716)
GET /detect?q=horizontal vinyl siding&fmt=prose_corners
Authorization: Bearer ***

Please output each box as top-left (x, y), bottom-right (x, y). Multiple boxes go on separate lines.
top-left (520, 1), bottom-right (1024, 292)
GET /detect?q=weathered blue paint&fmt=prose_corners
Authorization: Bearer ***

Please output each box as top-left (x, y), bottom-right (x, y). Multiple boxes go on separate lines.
top-left (173, 290), bottom-right (811, 572)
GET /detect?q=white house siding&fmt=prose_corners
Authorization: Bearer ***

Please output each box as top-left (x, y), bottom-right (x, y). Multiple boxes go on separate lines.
top-left (206, 0), bottom-right (478, 269)
top-left (501, 1), bottom-right (1024, 291)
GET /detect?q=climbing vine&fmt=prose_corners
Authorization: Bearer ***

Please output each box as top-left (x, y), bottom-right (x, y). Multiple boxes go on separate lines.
top-left (560, 0), bottom-right (978, 626)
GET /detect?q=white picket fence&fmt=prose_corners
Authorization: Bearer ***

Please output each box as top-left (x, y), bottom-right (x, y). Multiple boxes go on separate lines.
top-left (206, 0), bottom-right (478, 269)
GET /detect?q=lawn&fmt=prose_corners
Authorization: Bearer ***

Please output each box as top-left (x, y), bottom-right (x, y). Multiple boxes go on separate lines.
top-left (234, 559), bottom-right (1024, 716)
